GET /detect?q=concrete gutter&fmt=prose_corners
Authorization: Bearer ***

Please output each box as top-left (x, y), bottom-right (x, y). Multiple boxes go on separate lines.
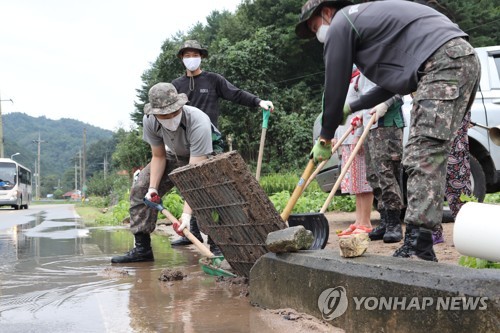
top-left (249, 250), bottom-right (500, 333)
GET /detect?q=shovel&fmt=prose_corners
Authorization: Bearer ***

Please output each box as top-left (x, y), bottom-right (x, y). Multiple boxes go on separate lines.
top-left (256, 109), bottom-right (271, 181)
top-left (279, 159), bottom-right (329, 250)
top-left (470, 121), bottom-right (500, 146)
top-left (143, 197), bottom-right (236, 277)
top-left (282, 125), bottom-right (354, 250)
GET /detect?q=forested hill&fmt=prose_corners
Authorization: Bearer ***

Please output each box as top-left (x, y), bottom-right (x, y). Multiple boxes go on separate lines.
top-left (3, 112), bottom-right (113, 177)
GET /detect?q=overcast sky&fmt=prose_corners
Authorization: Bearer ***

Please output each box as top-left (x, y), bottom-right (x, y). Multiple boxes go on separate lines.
top-left (0, 0), bottom-right (241, 131)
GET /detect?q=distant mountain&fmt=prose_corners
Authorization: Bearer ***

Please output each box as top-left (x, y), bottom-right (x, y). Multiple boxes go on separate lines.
top-left (3, 113), bottom-right (113, 177)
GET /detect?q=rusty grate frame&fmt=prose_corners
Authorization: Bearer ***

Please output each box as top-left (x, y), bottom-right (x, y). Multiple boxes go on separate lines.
top-left (169, 151), bottom-right (285, 277)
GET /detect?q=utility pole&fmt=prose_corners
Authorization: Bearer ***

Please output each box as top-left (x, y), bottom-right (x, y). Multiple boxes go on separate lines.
top-left (0, 91), bottom-right (14, 158)
top-left (104, 154), bottom-right (108, 179)
top-left (74, 158), bottom-right (78, 191)
top-left (32, 133), bottom-right (46, 200)
top-left (82, 128), bottom-right (86, 197)
top-left (78, 150), bottom-right (82, 192)
top-left (98, 154), bottom-right (109, 180)
top-left (34, 160), bottom-right (37, 198)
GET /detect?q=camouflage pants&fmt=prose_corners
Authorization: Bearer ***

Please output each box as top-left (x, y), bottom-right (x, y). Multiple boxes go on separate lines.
top-left (365, 127), bottom-right (404, 211)
top-left (403, 37), bottom-right (480, 229)
top-left (129, 157), bottom-right (188, 235)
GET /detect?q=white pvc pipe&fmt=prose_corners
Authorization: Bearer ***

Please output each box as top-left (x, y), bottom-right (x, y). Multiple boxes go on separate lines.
top-left (454, 202), bottom-right (500, 262)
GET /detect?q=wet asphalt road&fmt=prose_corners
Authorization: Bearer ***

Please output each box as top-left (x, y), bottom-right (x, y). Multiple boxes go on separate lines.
top-left (0, 204), bottom-right (277, 333)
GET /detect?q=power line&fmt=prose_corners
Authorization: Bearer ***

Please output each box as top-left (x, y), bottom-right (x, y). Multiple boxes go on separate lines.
top-left (465, 17), bottom-right (500, 33)
top-left (274, 71), bottom-right (324, 84)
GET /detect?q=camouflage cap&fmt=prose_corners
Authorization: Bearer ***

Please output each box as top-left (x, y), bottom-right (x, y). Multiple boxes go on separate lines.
top-left (144, 83), bottom-right (188, 115)
top-left (177, 40), bottom-right (209, 58)
top-left (295, 0), bottom-right (353, 39)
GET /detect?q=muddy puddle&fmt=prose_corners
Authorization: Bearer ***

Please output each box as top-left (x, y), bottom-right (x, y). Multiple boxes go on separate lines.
top-left (0, 205), bottom-right (281, 332)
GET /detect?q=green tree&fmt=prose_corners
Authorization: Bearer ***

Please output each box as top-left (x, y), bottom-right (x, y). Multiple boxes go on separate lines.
top-left (130, 0), bottom-right (499, 175)
top-left (112, 128), bottom-right (150, 176)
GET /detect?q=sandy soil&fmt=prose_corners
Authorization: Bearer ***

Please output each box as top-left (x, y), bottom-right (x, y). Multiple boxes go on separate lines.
top-left (324, 211), bottom-right (460, 264)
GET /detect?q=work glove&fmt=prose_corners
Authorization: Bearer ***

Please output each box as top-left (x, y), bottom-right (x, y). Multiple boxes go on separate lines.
top-left (370, 102), bottom-right (389, 121)
top-left (145, 187), bottom-right (158, 201)
top-left (341, 104), bottom-right (351, 125)
top-left (149, 192), bottom-right (161, 204)
top-left (174, 213), bottom-right (191, 237)
top-left (259, 100), bottom-right (274, 111)
top-left (310, 139), bottom-right (332, 164)
top-left (350, 115), bottom-right (362, 134)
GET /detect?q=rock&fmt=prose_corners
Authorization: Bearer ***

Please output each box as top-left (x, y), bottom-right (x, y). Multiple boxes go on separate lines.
top-left (100, 267), bottom-right (129, 278)
top-left (266, 226), bottom-right (314, 253)
top-left (338, 233), bottom-right (370, 258)
top-left (158, 269), bottom-right (186, 281)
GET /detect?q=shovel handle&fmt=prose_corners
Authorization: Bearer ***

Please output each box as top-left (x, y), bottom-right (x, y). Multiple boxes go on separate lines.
top-left (280, 159), bottom-right (316, 222)
top-left (256, 109), bottom-right (271, 181)
top-left (470, 121), bottom-right (489, 130)
top-left (143, 198), bottom-right (215, 258)
top-left (303, 124), bottom-right (354, 192)
top-left (320, 114), bottom-right (377, 213)
top-left (262, 108), bottom-right (271, 129)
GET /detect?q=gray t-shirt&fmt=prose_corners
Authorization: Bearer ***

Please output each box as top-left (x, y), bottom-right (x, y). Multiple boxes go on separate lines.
top-left (142, 105), bottom-right (214, 158)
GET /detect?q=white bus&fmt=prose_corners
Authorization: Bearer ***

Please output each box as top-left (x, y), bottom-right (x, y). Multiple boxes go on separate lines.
top-left (0, 158), bottom-right (32, 210)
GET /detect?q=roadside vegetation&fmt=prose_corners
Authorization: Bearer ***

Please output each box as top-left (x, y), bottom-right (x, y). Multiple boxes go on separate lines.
top-left (75, 172), bottom-right (357, 227)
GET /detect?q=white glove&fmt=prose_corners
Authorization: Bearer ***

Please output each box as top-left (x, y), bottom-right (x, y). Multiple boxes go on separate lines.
top-left (259, 100), bottom-right (274, 111)
top-left (145, 187), bottom-right (158, 200)
top-left (179, 213), bottom-right (191, 232)
top-left (370, 102), bottom-right (389, 121)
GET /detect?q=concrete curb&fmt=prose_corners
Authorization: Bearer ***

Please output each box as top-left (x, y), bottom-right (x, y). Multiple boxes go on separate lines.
top-left (249, 250), bottom-right (500, 333)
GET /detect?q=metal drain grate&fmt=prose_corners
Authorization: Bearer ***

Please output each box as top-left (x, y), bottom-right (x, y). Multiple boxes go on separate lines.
top-left (169, 151), bottom-right (285, 277)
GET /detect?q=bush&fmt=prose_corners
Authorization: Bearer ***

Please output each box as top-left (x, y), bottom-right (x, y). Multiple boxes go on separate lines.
top-left (53, 189), bottom-right (64, 199)
top-left (269, 190), bottom-right (356, 214)
top-left (458, 256), bottom-right (500, 269)
top-left (86, 171), bottom-right (131, 205)
top-left (259, 172), bottom-right (322, 196)
top-left (161, 189), bottom-right (184, 219)
top-left (87, 195), bottom-right (110, 208)
top-left (484, 192), bottom-right (500, 204)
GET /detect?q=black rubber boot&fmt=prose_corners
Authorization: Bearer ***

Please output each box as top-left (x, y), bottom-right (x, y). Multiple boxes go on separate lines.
top-left (207, 236), bottom-right (222, 256)
top-left (171, 216), bottom-right (203, 246)
top-left (393, 224), bottom-right (438, 262)
top-left (111, 233), bottom-right (154, 263)
top-left (383, 209), bottom-right (403, 243)
top-left (369, 210), bottom-right (387, 241)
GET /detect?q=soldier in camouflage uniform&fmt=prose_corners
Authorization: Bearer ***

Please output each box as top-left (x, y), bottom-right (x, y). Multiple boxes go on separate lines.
top-left (111, 83), bottom-right (220, 263)
top-left (298, 0), bottom-right (480, 261)
top-left (363, 95), bottom-right (405, 243)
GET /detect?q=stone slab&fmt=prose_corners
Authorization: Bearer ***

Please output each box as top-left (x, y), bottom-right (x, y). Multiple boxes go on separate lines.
top-left (266, 225), bottom-right (314, 253)
top-left (249, 250), bottom-right (500, 333)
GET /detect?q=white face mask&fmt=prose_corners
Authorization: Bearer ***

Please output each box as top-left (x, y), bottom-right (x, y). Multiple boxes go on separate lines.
top-left (157, 112), bottom-right (182, 131)
top-left (183, 57), bottom-right (201, 71)
top-left (316, 14), bottom-right (331, 43)
top-left (316, 24), bottom-right (329, 43)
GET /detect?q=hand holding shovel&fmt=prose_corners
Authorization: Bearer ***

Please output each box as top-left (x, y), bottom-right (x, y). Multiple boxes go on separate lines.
top-left (143, 195), bottom-right (214, 258)
top-left (143, 195), bottom-right (237, 277)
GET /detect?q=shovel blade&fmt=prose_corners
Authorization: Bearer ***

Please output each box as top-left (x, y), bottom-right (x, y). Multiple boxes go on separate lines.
top-left (288, 213), bottom-right (329, 250)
